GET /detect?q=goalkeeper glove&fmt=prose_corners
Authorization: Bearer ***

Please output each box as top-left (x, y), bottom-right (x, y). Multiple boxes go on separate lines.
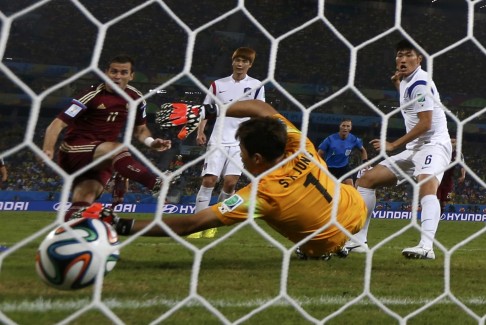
top-left (155, 103), bottom-right (219, 140)
top-left (70, 202), bottom-right (119, 225)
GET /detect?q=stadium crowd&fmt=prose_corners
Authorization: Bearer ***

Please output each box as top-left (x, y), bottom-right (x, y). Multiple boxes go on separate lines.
top-left (1, 117), bottom-right (485, 209)
top-left (1, 0), bottom-right (486, 209)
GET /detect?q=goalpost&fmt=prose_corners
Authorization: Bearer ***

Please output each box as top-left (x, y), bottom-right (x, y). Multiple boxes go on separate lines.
top-left (1, 0), bottom-right (485, 324)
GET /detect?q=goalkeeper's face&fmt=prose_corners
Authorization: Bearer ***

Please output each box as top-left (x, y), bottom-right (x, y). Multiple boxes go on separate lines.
top-left (105, 62), bottom-right (134, 91)
top-left (240, 145), bottom-right (260, 176)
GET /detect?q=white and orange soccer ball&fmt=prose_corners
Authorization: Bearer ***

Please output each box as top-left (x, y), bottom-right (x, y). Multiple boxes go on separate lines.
top-left (35, 218), bottom-right (120, 290)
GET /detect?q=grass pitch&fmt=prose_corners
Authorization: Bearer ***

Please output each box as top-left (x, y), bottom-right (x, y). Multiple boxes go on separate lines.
top-left (1, 211), bottom-right (486, 324)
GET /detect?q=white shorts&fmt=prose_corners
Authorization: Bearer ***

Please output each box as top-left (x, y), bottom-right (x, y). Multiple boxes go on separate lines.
top-left (379, 141), bottom-right (452, 184)
top-left (201, 145), bottom-right (244, 178)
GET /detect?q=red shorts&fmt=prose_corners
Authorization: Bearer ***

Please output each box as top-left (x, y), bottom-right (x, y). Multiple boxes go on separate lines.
top-left (58, 141), bottom-right (113, 187)
top-left (437, 182), bottom-right (453, 202)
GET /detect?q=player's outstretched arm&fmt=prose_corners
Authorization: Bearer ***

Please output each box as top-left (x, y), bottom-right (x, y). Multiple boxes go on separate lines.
top-left (75, 203), bottom-right (225, 237)
top-left (226, 100), bottom-right (278, 118)
top-left (118, 208), bottom-right (224, 237)
top-left (43, 118), bottom-right (67, 160)
top-left (134, 124), bottom-right (171, 152)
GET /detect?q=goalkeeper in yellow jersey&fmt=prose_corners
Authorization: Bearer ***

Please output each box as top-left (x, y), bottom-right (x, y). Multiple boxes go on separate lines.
top-left (76, 100), bottom-right (367, 259)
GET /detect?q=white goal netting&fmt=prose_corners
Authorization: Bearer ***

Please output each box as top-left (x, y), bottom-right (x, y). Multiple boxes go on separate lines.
top-left (1, 0), bottom-right (486, 324)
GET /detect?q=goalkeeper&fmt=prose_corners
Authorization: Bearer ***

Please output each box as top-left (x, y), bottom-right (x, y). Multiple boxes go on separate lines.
top-left (80, 100), bottom-right (367, 258)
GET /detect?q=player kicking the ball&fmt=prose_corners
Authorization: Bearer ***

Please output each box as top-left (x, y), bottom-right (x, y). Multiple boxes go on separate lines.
top-left (43, 55), bottom-right (171, 221)
top-left (74, 100), bottom-right (367, 260)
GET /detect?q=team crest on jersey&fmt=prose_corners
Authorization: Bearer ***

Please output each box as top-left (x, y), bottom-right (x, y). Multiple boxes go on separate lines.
top-left (97, 103), bottom-right (106, 109)
top-left (417, 93), bottom-right (425, 102)
top-left (218, 194), bottom-right (244, 214)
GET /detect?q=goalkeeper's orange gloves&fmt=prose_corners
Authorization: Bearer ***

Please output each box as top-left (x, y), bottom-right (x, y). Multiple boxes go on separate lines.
top-left (155, 103), bottom-right (219, 140)
top-left (70, 202), bottom-right (118, 225)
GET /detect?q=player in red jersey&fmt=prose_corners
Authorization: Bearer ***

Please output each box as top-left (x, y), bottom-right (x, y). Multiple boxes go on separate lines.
top-left (43, 55), bottom-right (171, 221)
top-left (437, 138), bottom-right (465, 214)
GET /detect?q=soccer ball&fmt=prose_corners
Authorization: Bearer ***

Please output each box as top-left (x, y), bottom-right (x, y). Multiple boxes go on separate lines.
top-left (35, 218), bottom-right (120, 290)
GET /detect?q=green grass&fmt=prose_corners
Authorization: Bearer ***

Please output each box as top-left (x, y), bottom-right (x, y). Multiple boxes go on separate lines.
top-left (1, 211), bottom-right (486, 324)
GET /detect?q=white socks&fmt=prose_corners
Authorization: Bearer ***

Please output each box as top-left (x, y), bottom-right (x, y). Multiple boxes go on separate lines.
top-left (195, 186), bottom-right (234, 213)
top-left (353, 186), bottom-right (376, 244)
top-left (195, 186), bottom-right (214, 213)
top-left (419, 194), bottom-right (441, 250)
top-left (352, 188), bottom-right (440, 251)
top-left (218, 190), bottom-right (234, 203)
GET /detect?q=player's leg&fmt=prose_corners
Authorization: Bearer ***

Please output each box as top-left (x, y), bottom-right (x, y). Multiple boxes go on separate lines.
top-left (189, 147), bottom-right (226, 238)
top-left (58, 147), bottom-right (108, 221)
top-left (437, 182), bottom-right (452, 215)
top-left (349, 164), bottom-right (397, 252)
top-left (111, 174), bottom-right (127, 210)
top-left (341, 165), bottom-right (354, 187)
top-left (297, 215), bottom-right (365, 260)
top-left (351, 151), bottom-right (414, 253)
top-left (96, 142), bottom-right (161, 196)
top-left (401, 176), bottom-right (440, 260)
top-left (201, 174), bottom-right (240, 238)
top-left (65, 178), bottom-right (105, 221)
top-left (402, 143), bottom-right (451, 260)
top-left (436, 185), bottom-right (446, 215)
top-left (188, 174), bottom-right (218, 238)
top-left (202, 146), bottom-right (243, 238)
top-left (219, 175), bottom-right (239, 202)
top-left (196, 174), bottom-right (218, 212)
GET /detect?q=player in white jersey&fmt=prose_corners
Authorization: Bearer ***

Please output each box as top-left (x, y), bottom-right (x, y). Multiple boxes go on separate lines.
top-left (347, 39), bottom-right (452, 259)
top-left (188, 47), bottom-right (265, 238)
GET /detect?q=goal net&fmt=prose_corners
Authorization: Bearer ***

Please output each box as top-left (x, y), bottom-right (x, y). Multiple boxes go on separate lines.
top-left (1, 0), bottom-right (486, 324)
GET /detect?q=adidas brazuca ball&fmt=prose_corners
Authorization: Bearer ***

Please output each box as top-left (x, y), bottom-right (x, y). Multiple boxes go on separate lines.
top-left (35, 218), bottom-right (120, 290)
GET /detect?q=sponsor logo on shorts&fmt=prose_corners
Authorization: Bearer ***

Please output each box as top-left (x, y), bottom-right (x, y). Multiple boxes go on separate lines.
top-left (218, 194), bottom-right (244, 214)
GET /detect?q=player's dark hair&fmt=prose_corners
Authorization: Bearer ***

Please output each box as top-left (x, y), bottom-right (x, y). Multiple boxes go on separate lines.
top-left (232, 47), bottom-right (256, 64)
top-left (106, 54), bottom-right (135, 72)
top-left (236, 117), bottom-right (287, 162)
top-left (396, 39), bottom-right (422, 56)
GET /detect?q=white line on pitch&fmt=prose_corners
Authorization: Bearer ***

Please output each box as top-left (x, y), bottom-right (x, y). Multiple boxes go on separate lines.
top-left (2, 296), bottom-right (486, 312)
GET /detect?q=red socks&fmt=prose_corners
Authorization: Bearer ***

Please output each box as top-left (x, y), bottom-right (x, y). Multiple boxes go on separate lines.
top-left (112, 151), bottom-right (156, 190)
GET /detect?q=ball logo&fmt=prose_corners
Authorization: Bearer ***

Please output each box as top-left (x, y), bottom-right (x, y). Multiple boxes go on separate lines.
top-left (35, 218), bottom-right (120, 290)
top-left (163, 204), bottom-right (179, 214)
top-left (53, 202), bottom-right (73, 211)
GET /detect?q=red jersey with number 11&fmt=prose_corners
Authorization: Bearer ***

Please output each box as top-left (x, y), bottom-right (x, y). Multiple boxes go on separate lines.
top-left (57, 83), bottom-right (147, 144)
